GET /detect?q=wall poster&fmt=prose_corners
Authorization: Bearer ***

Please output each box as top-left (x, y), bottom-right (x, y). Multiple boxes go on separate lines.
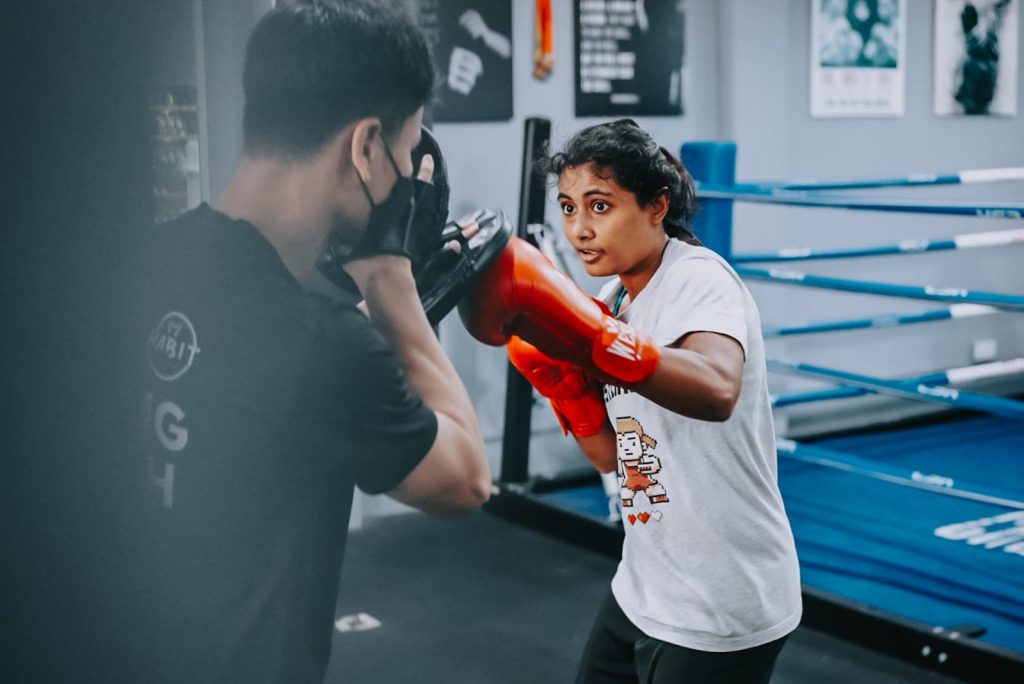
top-left (810, 0), bottom-right (907, 117)
top-left (416, 0), bottom-right (513, 122)
top-left (934, 0), bottom-right (1018, 116)
top-left (574, 0), bottom-right (686, 117)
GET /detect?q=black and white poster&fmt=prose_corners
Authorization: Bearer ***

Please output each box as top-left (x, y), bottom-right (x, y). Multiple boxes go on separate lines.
top-left (810, 0), bottom-right (906, 117)
top-left (574, 0), bottom-right (686, 117)
top-left (416, 0), bottom-right (513, 122)
top-left (934, 0), bottom-right (1018, 116)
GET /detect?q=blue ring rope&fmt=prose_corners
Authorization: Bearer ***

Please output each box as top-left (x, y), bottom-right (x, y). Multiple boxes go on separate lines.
top-left (772, 387), bottom-right (870, 407)
top-left (696, 184), bottom-right (1024, 219)
top-left (747, 175), bottom-right (961, 191)
top-left (777, 439), bottom-right (1024, 510)
top-left (737, 266), bottom-right (1024, 311)
top-left (767, 358), bottom-right (1024, 420)
top-left (733, 239), bottom-right (957, 263)
top-left (741, 167), bottom-right (1024, 192)
top-left (722, 165), bottom-right (1024, 498)
top-left (733, 228), bottom-right (1024, 264)
top-left (772, 370), bottom-right (950, 408)
top-left (773, 358), bottom-right (1024, 406)
top-left (762, 307), bottom-right (999, 338)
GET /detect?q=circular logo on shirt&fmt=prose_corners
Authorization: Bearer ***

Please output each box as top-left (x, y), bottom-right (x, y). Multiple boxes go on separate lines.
top-left (148, 311), bottom-right (201, 381)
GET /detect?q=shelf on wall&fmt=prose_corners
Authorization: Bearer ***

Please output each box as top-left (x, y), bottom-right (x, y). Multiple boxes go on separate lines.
top-left (154, 134), bottom-right (197, 143)
top-left (150, 105), bottom-right (198, 113)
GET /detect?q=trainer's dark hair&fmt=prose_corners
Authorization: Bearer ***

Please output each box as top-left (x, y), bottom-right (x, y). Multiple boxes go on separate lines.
top-left (242, 0), bottom-right (435, 158)
top-left (545, 119), bottom-right (699, 242)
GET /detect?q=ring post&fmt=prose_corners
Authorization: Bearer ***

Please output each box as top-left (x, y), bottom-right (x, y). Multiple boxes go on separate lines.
top-left (500, 117), bottom-right (552, 484)
top-left (681, 141), bottom-right (736, 261)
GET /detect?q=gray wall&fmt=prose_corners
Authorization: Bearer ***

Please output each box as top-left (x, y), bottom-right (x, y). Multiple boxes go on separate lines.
top-left (149, 1), bottom-right (199, 89)
top-left (722, 0), bottom-right (1024, 434)
top-left (433, 0), bottom-right (724, 222)
top-left (187, 0), bottom-right (1024, 512)
top-left (199, 0), bottom-right (275, 202)
top-left (435, 0), bottom-right (1024, 476)
top-left (434, 0), bottom-right (726, 482)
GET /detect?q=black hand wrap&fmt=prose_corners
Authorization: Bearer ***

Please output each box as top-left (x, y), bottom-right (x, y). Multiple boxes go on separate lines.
top-left (318, 126), bottom-right (451, 278)
top-left (406, 127), bottom-right (452, 272)
top-left (314, 125), bottom-right (509, 326)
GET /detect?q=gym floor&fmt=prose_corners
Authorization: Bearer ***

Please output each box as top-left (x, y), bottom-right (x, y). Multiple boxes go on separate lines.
top-left (326, 512), bottom-right (963, 683)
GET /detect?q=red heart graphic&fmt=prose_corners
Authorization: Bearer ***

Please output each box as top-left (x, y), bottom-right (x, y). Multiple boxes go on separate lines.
top-left (627, 514), bottom-right (637, 525)
top-left (638, 512), bottom-right (651, 524)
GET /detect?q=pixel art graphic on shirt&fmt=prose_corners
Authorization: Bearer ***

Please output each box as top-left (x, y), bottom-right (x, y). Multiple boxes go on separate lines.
top-left (616, 417), bottom-right (669, 517)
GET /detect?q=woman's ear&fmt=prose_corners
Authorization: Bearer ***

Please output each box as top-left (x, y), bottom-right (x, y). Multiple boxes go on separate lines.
top-left (348, 117), bottom-right (382, 182)
top-left (648, 187), bottom-right (670, 226)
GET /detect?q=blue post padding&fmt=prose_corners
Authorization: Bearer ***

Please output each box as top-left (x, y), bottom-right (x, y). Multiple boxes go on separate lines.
top-left (681, 141), bottom-right (735, 261)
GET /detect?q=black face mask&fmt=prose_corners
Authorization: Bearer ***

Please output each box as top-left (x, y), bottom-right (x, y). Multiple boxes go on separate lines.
top-left (322, 136), bottom-right (416, 264)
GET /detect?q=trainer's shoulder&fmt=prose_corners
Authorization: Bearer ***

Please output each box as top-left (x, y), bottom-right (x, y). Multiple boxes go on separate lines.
top-left (310, 296), bottom-right (397, 372)
top-left (143, 204), bottom-right (243, 263)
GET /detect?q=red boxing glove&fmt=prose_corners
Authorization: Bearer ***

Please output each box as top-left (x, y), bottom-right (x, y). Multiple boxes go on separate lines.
top-left (507, 336), bottom-right (607, 438)
top-left (459, 237), bottom-right (660, 386)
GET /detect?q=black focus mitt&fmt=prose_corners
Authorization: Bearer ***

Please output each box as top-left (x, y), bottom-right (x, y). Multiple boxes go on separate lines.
top-left (417, 209), bottom-right (511, 326)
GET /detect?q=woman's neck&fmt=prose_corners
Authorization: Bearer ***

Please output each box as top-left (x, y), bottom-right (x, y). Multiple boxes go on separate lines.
top-left (619, 235), bottom-right (670, 301)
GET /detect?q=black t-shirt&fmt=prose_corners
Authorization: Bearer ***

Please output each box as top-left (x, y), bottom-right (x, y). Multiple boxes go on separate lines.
top-left (137, 204), bottom-right (437, 682)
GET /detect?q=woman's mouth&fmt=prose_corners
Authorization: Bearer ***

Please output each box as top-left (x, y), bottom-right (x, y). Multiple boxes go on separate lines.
top-left (577, 248), bottom-right (602, 264)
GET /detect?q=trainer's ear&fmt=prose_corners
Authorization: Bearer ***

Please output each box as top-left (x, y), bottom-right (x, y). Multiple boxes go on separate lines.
top-left (349, 117), bottom-right (383, 183)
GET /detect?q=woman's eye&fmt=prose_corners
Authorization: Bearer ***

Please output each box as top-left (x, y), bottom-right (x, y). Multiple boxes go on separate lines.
top-left (560, 204), bottom-right (576, 215)
top-left (593, 201), bottom-right (609, 213)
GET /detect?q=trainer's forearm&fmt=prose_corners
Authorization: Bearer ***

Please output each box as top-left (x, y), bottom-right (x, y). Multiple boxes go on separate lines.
top-left (359, 268), bottom-right (479, 436)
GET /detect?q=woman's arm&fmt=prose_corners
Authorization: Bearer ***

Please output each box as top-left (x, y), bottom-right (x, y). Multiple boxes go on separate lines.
top-left (568, 331), bottom-right (744, 473)
top-left (573, 421), bottom-right (618, 473)
top-left (636, 331), bottom-right (745, 422)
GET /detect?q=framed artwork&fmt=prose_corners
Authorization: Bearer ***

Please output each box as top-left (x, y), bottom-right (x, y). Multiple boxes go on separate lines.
top-left (575, 0), bottom-right (686, 117)
top-left (810, 0), bottom-right (907, 117)
top-left (417, 0), bottom-right (514, 122)
top-left (934, 0), bottom-right (1018, 116)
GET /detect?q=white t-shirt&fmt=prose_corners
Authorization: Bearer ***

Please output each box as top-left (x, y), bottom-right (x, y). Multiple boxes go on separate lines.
top-left (599, 238), bottom-right (802, 652)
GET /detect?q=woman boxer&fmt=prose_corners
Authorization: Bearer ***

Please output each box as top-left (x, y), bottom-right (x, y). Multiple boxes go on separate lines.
top-left (532, 119), bottom-right (802, 683)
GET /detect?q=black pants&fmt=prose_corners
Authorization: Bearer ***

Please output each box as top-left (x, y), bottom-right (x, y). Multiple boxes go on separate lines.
top-left (576, 590), bottom-right (788, 683)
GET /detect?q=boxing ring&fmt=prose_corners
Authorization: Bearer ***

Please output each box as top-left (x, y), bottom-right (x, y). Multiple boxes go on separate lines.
top-left (694, 147), bottom-right (1024, 682)
top-left (483, 119), bottom-right (1024, 681)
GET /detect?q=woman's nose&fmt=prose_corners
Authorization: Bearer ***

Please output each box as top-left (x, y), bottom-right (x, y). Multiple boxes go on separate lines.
top-left (569, 215), bottom-right (593, 241)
